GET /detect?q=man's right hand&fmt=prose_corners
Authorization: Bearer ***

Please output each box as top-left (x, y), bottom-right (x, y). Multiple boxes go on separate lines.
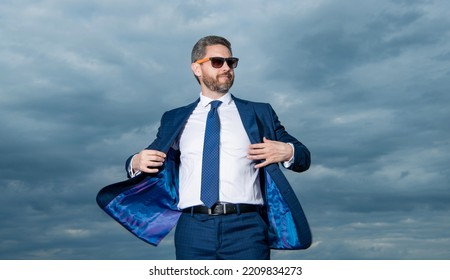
top-left (131, 149), bottom-right (167, 174)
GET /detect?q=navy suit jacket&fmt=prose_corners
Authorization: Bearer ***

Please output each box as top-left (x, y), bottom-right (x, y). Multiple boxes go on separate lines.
top-left (97, 95), bottom-right (312, 250)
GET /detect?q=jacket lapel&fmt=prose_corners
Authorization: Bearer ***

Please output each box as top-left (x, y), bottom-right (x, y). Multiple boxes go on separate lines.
top-left (159, 98), bottom-right (200, 153)
top-left (233, 95), bottom-right (261, 144)
top-left (161, 95), bottom-right (261, 146)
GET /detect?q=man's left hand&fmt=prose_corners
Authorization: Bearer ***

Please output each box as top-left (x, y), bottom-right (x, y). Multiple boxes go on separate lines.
top-left (247, 137), bottom-right (293, 169)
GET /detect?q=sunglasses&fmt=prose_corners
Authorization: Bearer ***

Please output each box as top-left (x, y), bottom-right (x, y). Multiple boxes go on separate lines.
top-left (195, 57), bottom-right (239, 69)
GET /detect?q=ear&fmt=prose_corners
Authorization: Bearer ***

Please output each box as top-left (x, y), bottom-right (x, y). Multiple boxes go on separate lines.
top-left (191, 62), bottom-right (202, 78)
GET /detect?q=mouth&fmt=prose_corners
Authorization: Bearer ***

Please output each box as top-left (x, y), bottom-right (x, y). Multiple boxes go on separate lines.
top-left (219, 73), bottom-right (232, 80)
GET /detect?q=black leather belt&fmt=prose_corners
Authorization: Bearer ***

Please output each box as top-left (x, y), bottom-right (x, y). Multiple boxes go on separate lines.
top-left (182, 203), bottom-right (260, 215)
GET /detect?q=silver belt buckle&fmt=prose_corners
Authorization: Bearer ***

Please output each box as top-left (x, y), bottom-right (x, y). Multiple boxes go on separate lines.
top-left (207, 203), bottom-right (226, 215)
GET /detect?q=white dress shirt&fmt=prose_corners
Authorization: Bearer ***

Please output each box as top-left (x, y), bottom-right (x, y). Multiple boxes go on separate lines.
top-left (129, 92), bottom-right (295, 209)
top-left (175, 93), bottom-right (264, 209)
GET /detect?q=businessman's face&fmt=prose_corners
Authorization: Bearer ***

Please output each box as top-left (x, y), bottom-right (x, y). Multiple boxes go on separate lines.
top-left (198, 45), bottom-right (235, 94)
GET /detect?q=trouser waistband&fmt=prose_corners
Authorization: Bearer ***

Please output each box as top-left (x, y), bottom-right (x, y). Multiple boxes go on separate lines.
top-left (182, 203), bottom-right (260, 215)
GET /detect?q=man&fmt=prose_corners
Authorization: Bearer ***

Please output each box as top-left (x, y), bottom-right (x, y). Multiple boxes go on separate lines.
top-left (97, 35), bottom-right (312, 260)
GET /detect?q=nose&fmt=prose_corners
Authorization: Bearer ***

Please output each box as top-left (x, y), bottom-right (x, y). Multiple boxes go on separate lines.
top-left (220, 60), bottom-right (231, 71)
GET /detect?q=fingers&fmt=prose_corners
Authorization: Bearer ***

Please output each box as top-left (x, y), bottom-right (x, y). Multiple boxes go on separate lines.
top-left (248, 138), bottom-right (274, 168)
top-left (254, 160), bottom-right (270, 169)
top-left (247, 137), bottom-right (274, 159)
top-left (247, 137), bottom-right (292, 168)
top-left (248, 137), bottom-right (272, 150)
top-left (132, 150), bottom-right (167, 173)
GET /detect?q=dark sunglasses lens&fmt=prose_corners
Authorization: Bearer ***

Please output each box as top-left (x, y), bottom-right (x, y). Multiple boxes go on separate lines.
top-left (226, 58), bottom-right (238, 69)
top-left (210, 58), bottom-right (225, 68)
top-left (209, 57), bottom-right (239, 69)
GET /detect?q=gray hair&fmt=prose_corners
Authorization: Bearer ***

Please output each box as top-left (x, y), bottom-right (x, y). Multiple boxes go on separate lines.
top-left (191, 35), bottom-right (233, 63)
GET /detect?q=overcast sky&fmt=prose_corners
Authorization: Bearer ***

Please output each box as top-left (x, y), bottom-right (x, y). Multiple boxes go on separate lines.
top-left (1, 0), bottom-right (449, 260)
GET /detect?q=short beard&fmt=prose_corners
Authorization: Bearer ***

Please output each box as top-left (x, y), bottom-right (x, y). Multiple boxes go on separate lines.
top-left (202, 72), bottom-right (234, 94)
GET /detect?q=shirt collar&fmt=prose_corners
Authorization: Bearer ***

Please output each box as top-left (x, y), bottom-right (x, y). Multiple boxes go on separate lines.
top-left (199, 92), bottom-right (233, 108)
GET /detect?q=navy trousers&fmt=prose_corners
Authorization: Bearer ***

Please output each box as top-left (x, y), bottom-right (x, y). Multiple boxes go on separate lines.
top-left (174, 211), bottom-right (270, 260)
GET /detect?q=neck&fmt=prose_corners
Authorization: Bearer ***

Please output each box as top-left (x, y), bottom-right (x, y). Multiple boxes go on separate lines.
top-left (200, 86), bottom-right (227, 100)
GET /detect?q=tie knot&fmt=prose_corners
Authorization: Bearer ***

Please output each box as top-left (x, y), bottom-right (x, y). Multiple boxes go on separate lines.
top-left (210, 100), bottom-right (222, 110)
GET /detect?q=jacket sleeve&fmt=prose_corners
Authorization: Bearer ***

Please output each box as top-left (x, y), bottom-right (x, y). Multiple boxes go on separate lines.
top-left (268, 104), bottom-right (311, 173)
top-left (124, 111), bottom-right (169, 179)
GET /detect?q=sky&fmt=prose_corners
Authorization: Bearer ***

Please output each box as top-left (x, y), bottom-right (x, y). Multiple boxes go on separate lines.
top-left (1, 0), bottom-right (449, 260)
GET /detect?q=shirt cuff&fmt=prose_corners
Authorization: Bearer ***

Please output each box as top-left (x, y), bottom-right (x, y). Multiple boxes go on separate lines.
top-left (129, 154), bottom-right (141, 177)
top-left (283, 143), bottom-right (295, 168)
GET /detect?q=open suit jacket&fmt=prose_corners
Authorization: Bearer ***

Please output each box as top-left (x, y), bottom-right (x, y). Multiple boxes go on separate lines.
top-left (97, 95), bottom-right (312, 250)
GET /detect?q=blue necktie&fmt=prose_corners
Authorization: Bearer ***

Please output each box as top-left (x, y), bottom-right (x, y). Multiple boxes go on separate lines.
top-left (201, 100), bottom-right (222, 208)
